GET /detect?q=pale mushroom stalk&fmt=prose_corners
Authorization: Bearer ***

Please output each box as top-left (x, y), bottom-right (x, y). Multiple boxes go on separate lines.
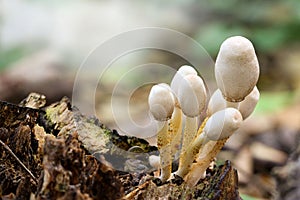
top-left (156, 121), bottom-right (172, 181)
top-left (185, 139), bottom-right (227, 187)
top-left (176, 108), bottom-right (243, 178)
top-left (181, 116), bottom-right (198, 153)
top-left (169, 103), bottom-right (183, 160)
top-left (148, 84), bottom-right (175, 182)
top-left (158, 83), bottom-right (183, 168)
top-left (176, 131), bottom-right (207, 177)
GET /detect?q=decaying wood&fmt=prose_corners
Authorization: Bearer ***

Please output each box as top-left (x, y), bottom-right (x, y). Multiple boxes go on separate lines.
top-left (0, 93), bottom-right (242, 199)
top-left (0, 139), bottom-right (37, 184)
top-left (124, 160), bottom-right (240, 200)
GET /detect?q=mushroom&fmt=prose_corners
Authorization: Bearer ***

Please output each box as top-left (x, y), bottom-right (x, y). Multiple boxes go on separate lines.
top-left (185, 139), bottom-right (226, 187)
top-left (170, 65), bottom-right (197, 94)
top-left (148, 83), bottom-right (175, 182)
top-left (239, 86), bottom-right (260, 119)
top-left (185, 86), bottom-right (259, 187)
top-left (215, 36), bottom-right (259, 108)
top-left (207, 86), bottom-right (260, 119)
top-left (149, 155), bottom-right (160, 170)
top-left (176, 108), bottom-right (243, 178)
top-left (169, 65), bottom-right (198, 161)
top-left (176, 74), bottom-right (207, 174)
top-left (207, 89), bottom-right (226, 117)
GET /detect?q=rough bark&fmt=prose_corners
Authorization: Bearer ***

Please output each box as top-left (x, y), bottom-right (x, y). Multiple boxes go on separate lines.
top-left (0, 94), bottom-right (241, 199)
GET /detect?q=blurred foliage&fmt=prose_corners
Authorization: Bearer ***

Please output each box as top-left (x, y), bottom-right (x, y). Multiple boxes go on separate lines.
top-left (240, 194), bottom-right (259, 200)
top-left (195, 0), bottom-right (300, 56)
top-left (0, 47), bottom-right (30, 71)
top-left (255, 91), bottom-right (294, 114)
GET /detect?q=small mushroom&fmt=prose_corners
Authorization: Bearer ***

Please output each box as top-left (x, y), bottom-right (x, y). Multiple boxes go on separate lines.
top-left (239, 86), bottom-right (260, 119)
top-left (148, 83), bottom-right (175, 182)
top-left (176, 108), bottom-right (243, 178)
top-left (207, 89), bottom-right (226, 117)
top-left (149, 155), bottom-right (160, 170)
top-left (215, 36), bottom-right (259, 105)
top-left (207, 86), bottom-right (260, 119)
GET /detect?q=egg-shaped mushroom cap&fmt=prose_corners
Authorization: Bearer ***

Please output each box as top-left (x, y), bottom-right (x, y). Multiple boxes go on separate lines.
top-left (215, 36), bottom-right (259, 102)
top-left (207, 89), bottom-right (226, 116)
top-left (149, 155), bottom-right (160, 169)
top-left (171, 65), bottom-right (197, 95)
top-left (204, 107), bottom-right (243, 141)
top-left (148, 84), bottom-right (175, 121)
top-left (177, 74), bottom-right (207, 117)
top-left (239, 86), bottom-right (260, 119)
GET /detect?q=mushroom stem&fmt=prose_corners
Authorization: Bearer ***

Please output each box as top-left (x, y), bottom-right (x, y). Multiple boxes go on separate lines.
top-left (148, 84), bottom-right (175, 182)
top-left (177, 108), bottom-right (243, 179)
top-left (177, 116), bottom-right (198, 177)
top-left (185, 139), bottom-right (227, 187)
top-left (175, 74), bottom-right (207, 178)
top-left (181, 116), bottom-right (198, 155)
top-left (169, 104), bottom-right (183, 161)
top-left (157, 121), bottom-right (172, 182)
top-left (176, 131), bottom-right (207, 178)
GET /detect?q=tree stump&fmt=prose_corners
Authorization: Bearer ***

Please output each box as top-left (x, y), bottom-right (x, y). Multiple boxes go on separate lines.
top-left (0, 94), bottom-right (241, 199)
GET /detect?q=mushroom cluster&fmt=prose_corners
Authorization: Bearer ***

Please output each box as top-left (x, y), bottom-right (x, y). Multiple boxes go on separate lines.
top-left (148, 36), bottom-right (260, 186)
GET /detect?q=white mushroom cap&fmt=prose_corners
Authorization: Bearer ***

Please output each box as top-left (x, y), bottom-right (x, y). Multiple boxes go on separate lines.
top-left (148, 83), bottom-right (175, 121)
top-left (204, 108), bottom-right (243, 141)
top-left (177, 74), bottom-right (207, 117)
top-left (239, 86), bottom-right (260, 119)
top-left (149, 155), bottom-right (160, 169)
top-left (207, 89), bottom-right (226, 116)
top-left (215, 36), bottom-right (259, 102)
top-left (170, 65), bottom-right (197, 95)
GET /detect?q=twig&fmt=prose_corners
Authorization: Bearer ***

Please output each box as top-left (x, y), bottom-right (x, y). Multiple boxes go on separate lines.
top-left (0, 139), bottom-right (38, 184)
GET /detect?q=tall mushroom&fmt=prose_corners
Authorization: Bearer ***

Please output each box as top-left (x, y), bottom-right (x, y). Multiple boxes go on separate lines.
top-left (148, 83), bottom-right (175, 182)
top-left (185, 36), bottom-right (260, 186)
top-left (169, 65), bottom-right (198, 161)
top-left (176, 74), bottom-right (207, 175)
